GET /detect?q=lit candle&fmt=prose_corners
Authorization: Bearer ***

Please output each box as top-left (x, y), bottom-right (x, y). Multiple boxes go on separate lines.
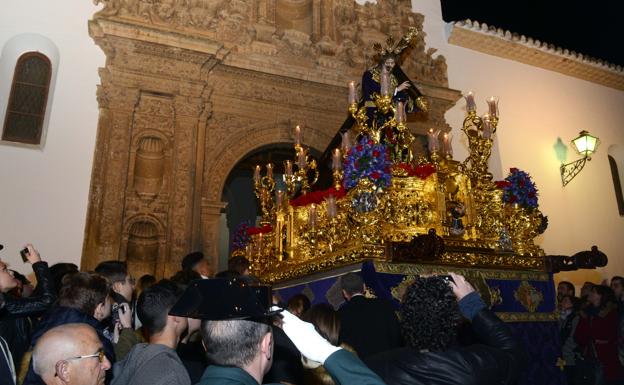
top-left (253, 165), bottom-right (261, 182)
top-left (348, 81), bottom-right (356, 104)
top-left (285, 160), bottom-right (293, 177)
top-left (266, 163), bottom-right (273, 179)
top-left (341, 131), bottom-right (351, 153)
top-left (326, 195), bottom-right (337, 219)
top-left (464, 91), bottom-right (476, 113)
top-left (332, 148), bottom-right (342, 170)
top-left (396, 101), bottom-right (405, 123)
top-left (294, 125), bottom-right (302, 145)
top-left (427, 128), bottom-right (440, 153)
top-left (380, 70), bottom-right (390, 97)
top-left (487, 96), bottom-right (498, 118)
top-left (297, 149), bottom-right (307, 168)
top-left (309, 204), bottom-right (317, 229)
top-left (482, 114), bottom-right (492, 139)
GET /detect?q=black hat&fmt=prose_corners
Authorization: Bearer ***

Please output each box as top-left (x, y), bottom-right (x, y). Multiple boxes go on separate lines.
top-left (169, 277), bottom-right (280, 320)
top-left (181, 251), bottom-right (204, 272)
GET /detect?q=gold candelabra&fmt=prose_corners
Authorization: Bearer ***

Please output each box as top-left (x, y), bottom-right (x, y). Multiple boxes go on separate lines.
top-left (460, 95), bottom-right (499, 187)
top-left (253, 164), bottom-right (276, 226)
top-left (284, 144), bottom-right (319, 196)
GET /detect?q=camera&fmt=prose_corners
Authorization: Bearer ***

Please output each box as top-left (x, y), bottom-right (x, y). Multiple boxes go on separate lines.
top-left (439, 275), bottom-right (455, 284)
top-left (20, 247), bottom-right (29, 262)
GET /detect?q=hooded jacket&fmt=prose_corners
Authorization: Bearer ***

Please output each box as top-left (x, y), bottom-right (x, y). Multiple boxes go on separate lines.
top-left (111, 343), bottom-right (190, 385)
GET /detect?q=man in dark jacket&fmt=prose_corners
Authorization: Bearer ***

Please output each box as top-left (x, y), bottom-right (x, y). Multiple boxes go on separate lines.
top-left (111, 280), bottom-right (190, 385)
top-left (0, 244), bottom-right (56, 367)
top-left (365, 273), bottom-right (526, 385)
top-left (338, 272), bottom-right (402, 359)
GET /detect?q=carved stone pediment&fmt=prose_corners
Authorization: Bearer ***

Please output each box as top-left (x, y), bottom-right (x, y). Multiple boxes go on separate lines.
top-left (93, 0), bottom-right (448, 87)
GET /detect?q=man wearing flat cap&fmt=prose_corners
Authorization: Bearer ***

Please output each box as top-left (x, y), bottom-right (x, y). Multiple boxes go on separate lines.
top-left (181, 251), bottom-right (212, 279)
top-left (169, 278), bottom-right (386, 385)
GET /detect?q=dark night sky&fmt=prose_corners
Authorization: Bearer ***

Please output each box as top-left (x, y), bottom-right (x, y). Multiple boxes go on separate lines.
top-left (440, 1), bottom-right (623, 67)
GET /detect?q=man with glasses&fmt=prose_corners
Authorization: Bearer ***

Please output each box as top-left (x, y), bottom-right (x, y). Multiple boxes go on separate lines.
top-left (32, 323), bottom-right (111, 385)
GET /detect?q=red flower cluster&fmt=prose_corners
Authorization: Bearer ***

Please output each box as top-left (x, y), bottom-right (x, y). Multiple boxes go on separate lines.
top-left (247, 224), bottom-right (273, 236)
top-left (394, 163), bottom-right (437, 179)
top-left (289, 186), bottom-right (346, 207)
top-left (495, 180), bottom-right (512, 189)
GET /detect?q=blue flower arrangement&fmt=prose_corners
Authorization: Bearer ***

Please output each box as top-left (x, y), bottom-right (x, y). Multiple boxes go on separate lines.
top-left (231, 220), bottom-right (251, 251)
top-left (499, 168), bottom-right (538, 209)
top-left (343, 136), bottom-right (392, 190)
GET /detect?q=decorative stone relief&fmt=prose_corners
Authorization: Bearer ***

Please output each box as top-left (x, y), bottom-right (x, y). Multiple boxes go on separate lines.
top-left (84, 0), bottom-right (461, 276)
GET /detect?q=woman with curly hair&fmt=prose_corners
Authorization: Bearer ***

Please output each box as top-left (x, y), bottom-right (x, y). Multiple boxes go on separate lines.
top-left (365, 273), bottom-right (525, 385)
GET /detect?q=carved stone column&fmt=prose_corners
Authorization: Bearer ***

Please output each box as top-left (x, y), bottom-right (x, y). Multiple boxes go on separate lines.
top-left (201, 199), bottom-right (228, 270)
top-left (83, 16), bottom-right (224, 278)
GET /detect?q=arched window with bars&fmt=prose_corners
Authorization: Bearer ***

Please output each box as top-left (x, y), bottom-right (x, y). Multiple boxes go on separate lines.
top-left (2, 52), bottom-right (52, 145)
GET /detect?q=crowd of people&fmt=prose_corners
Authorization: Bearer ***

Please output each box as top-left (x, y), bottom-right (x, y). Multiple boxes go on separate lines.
top-left (0, 244), bottom-right (530, 384)
top-left (557, 278), bottom-right (624, 385)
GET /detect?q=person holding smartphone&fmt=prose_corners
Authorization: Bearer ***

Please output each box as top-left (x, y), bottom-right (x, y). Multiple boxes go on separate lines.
top-left (0, 244), bottom-right (56, 369)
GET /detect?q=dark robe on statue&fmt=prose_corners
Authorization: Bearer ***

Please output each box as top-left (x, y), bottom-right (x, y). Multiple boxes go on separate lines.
top-left (361, 67), bottom-right (415, 131)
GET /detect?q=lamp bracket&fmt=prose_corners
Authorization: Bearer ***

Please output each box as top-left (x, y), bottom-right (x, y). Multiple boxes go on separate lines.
top-left (560, 156), bottom-right (588, 186)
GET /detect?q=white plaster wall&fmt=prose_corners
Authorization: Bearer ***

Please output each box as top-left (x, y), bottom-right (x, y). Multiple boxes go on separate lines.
top-left (413, 0), bottom-right (624, 285)
top-left (0, 1), bottom-right (104, 274)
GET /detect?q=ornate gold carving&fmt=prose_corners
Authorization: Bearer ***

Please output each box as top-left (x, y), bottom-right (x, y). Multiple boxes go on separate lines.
top-left (496, 312), bottom-right (557, 323)
top-left (374, 262), bottom-right (550, 282)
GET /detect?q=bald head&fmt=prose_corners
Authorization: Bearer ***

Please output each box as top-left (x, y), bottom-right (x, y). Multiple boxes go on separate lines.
top-left (33, 323), bottom-right (110, 385)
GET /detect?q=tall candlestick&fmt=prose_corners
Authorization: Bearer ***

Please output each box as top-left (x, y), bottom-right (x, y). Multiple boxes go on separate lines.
top-left (341, 131), bottom-right (351, 153)
top-left (266, 163), bottom-right (273, 179)
top-left (396, 101), bottom-right (405, 123)
top-left (332, 148), bottom-right (342, 170)
top-left (297, 149), bottom-right (307, 168)
top-left (285, 160), bottom-right (293, 177)
top-left (294, 125), bottom-right (302, 145)
top-left (482, 114), bottom-right (492, 139)
top-left (348, 81), bottom-right (356, 104)
top-left (309, 204), bottom-right (317, 229)
top-left (253, 165), bottom-right (261, 182)
top-left (464, 91), bottom-right (476, 113)
top-left (487, 97), bottom-right (498, 118)
top-left (427, 128), bottom-right (441, 153)
top-left (380, 70), bottom-right (390, 97)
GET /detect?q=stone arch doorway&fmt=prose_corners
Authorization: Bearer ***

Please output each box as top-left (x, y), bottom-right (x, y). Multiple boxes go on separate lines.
top-left (218, 143), bottom-right (323, 270)
top-left (200, 122), bottom-right (332, 271)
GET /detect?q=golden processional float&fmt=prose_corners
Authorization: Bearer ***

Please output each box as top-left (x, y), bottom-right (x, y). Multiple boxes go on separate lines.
top-left (237, 80), bottom-right (549, 276)
top-left (232, 29), bottom-right (555, 315)
top-left (229, 27), bottom-right (609, 385)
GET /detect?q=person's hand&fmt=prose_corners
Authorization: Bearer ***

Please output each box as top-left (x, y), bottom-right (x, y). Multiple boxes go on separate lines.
top-left (118, 303), bottom-right (132, 329)
top-left (448, 272), bottom-right (475, 301)
top-left (274, 307), bottom-right (341, 364)
top-left (24, 244), bottom-right (41, 264)
top-left (112, 321), bottom-right (121, 343)
top-left (396, 81), bottom-right (411, 92)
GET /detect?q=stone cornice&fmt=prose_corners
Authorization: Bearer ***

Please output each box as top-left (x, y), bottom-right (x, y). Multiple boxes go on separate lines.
top-left (448, 20), bottom-right (624, 91)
